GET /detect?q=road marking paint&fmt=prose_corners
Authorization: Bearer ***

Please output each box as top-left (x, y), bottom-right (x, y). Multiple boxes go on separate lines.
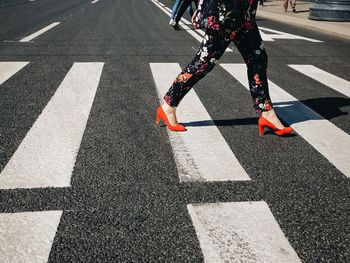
top-left (150, 0), bottom-right (233, 52)
top-left (91, 0), bottom-right (99, 3)
top-left (221, 63), bottom-right (350, 178)
top-left (0, 62), bottom-right (29, 86)
top-left (259, 27), bottom-right (323, 43)
top-left (20, 22), bottom-right (60, 42)
top-left (259, 30), bottom-right (275, 41)
top-left (150, 63), bottom-right (250, 182)
top-left (3, 40), bottom-right (23, 43)
top-left (0, 62), bottom-right (104, 189)
top-left (0, 211), bottom-right (62, 263)
top-left (188, 202), bottom-right (301, 263)
top-left (289, 65), bottom-right (350, 98)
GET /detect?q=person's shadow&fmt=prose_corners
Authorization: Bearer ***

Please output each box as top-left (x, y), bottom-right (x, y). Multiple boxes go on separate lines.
top-left (295, 9), bottom-right (310, 14)
top-left (181, 97), bottom-right (350, 135)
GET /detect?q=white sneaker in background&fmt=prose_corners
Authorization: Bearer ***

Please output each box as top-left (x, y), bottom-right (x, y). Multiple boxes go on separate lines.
top-left (169, 19), bottom-right (174, 25)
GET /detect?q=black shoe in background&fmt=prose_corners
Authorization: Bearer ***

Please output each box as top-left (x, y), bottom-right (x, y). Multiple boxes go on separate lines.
top-left (172, 24), bottom-right (181, 31)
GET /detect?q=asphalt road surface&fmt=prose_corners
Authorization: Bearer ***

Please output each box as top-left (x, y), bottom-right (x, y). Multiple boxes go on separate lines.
top-left (0, 0), bottom-right (349, 262)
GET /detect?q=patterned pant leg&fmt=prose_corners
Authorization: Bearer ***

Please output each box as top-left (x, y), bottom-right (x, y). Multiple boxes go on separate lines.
top-left (164, 29), bottom-right (231, 107)
top-left (232, 21), bottom-right (273, 113)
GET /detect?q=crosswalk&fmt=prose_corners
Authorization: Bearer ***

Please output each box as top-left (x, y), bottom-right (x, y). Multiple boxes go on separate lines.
top-left (188, 202), bottom-right (301, 263)
top-left (0, 211), bottom-right (62, 263)
top-left (0, 60), bottom-right (349, 262)
top-left (0, 62), bottom-right (29, 85)
top-left (150, 63), bottom-right (250, 182)
top-left (221, 63), bottom-right (350, 178)
top-left (289, 65), bottom-right (350, 98)
top-left (0, 63), bottom-right (104, 189)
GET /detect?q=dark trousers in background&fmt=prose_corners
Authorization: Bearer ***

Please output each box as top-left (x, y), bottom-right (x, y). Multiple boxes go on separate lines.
top-left (174, 0), bottom-right (198, 24)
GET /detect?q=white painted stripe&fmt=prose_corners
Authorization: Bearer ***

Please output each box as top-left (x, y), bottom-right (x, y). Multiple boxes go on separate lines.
top-left (259, 30), bottom-right (275, 41)
top-left (188, 202), bottom-right (301, 263)
top-left (0, 62), bottom-right (104, 189)
top-left (221, 63), bottom-right (350, 178)
top-left (0, 211), bottom-right (62, 263)
top-left (178, 21), bottom-right (205, 43)
top-left (0, 62), bottom-right (29, 86)
top-left (150, 0), bottom-right (233, 52)
top-left (259, 27), bottom-right (322, 43)
top-left (20, 22), bottom-right (60, 42)
top-left (91, 0), bottom-right (99, 3)
top-left (150, 63), bottom-right (250, 181)
top-left (289, 65), bottom-right (350, 98)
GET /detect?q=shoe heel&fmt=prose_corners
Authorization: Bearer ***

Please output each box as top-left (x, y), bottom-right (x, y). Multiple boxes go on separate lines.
top-left (259, 125), bottom-right (264, 136)
top-left (156, 114), bottom-right (161, 124)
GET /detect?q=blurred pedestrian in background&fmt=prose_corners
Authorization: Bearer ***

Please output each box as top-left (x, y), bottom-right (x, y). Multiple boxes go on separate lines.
top-left (170, 0), bottom-right (195, 26)
top-left (284, 0), bottom-right (296, 13)
top-left (172, 0), bottom-right (198, 30)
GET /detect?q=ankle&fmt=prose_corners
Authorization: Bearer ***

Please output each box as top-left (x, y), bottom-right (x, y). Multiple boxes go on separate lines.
top-left (261, 110), bottom-right (275, 119)
top-left (261, 110), bottom-right (285, 129)
top-left (162, 103), bottom-right (176, 114)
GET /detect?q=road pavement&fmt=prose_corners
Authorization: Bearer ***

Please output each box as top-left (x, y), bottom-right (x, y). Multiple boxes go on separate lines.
top-left (0, 0), bottom-right (349, 262)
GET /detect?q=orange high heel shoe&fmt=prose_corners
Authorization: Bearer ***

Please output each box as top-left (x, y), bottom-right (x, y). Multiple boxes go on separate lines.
top-left (156, 106), bottom-right (187, 132)
top-left (258, 116), bottom-right (293, 136)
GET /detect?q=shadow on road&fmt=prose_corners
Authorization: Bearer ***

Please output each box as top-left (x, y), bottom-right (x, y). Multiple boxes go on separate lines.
top-left (181, 96), bottom-right (350, 127)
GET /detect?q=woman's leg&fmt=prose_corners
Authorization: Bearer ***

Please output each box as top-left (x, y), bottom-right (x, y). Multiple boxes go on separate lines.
top-left (232, 21), bottom-right (286, 129)
top-left (162, 28), bottom-right (230, 125)
top-left (164, 29), bottom-right (230, 108)
top-left (232, 22), bottom-right (272, 113)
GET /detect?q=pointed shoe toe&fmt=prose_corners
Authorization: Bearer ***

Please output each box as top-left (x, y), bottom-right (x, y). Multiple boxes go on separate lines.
top-left (169, 124), bottom-right (187, 132)
top-left (275, 127), bottom-right (293, 136)
top-left (258, 116), bottom-right (293, 136)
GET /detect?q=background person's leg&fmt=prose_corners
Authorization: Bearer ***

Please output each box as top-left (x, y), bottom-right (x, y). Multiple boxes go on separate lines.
top-left (290, 0), bottom-right (296, 12)
top-left (174, 0), bottom-right (192, 26)
top-left (283, 0), bottom-right (288, 12)
top-left (171, 0), bottom-right (181, 19)
top-left (187, 2), bottom-right (194, 18)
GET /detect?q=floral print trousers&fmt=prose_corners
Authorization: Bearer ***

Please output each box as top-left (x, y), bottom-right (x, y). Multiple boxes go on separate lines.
top-left (164, 1), bottom-right (273, 113)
